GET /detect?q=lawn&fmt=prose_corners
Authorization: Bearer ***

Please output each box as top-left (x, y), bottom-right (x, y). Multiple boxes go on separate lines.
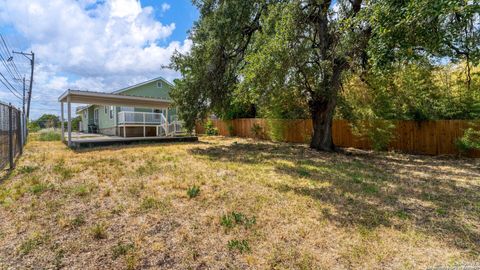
top-left (0, 136), bottom-right (479, 269)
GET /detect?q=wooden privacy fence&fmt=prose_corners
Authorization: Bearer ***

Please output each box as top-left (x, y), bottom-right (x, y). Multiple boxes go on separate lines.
top-left (195, 119), bottom-right (480, 157)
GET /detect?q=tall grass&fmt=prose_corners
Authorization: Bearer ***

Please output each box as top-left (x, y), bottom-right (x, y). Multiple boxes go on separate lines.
top-left (37, 129), bottom-right (62, 141)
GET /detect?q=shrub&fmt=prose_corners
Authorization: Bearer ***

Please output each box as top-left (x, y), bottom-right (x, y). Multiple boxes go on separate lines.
top-left (456, 127), bottom-right (480, 153)
top-left (351, 120), bottom-right (395, 151)
top-left (187, 185), bottom-right (200, 198)
top-left (267, 119), bottom-right (286, 142)
top-left (204, 120), bottom-right (219, 136)
top-left (38, 129), bottom-right (62, 141)
top-left (251, 123), bottom-right (264, 139)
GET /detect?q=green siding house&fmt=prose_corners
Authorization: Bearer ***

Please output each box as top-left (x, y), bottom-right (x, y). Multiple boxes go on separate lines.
top-left (76, 77), bottom-right (179, 137)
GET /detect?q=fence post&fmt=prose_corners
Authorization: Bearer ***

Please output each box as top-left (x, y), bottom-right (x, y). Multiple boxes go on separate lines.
top-left (18, 110), bottom-right (22, 156)
top-left (8, 104), bottom-right (14, 169)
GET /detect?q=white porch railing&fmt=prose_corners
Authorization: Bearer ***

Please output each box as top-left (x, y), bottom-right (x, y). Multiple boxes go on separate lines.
top-left (118, 111), bottom-right (166, 125)
top-left (118, 111), bottom-right (185, 137)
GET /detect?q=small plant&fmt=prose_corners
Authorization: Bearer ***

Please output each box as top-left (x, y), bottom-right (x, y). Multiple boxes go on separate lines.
top-left (53, 160), bottom-right (74, 180)
top-left (220, 214), bottom-right (234, 229)
top-left (227, 239), bottom-right (250, 253)
top-left (112, 241), bottom-right (135, 259)
top-left (18, 165), bottom-right (38, 174)
top-left (90, 223), bottom-right (107, 240)
top-left (220, 211), bottom-right (256, 229)
top-left (18, 232), bottom-right (46, 255)
top-left (227, 124), bottom-right (235, 136)
top-left (187, 185), bottom-right (200, 198)
top-left (70, 214), bottom-right (86, 228)
top-left (251, 123), bottom-right (264, 139)
top-left (140, 197), bottom-right (160, 210)
top-left (205, 120), bottom-right (219, 136)
top-left (29, 183), bottom-right (50, 194)
top-left (456, 127), bottom-right (480, 154)
top-left (72, 184), bottom-right (90, 197)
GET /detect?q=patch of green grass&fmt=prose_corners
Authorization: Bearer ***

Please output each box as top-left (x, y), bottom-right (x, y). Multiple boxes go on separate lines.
top-left (53, 161), bottom-right (74, 180)
top-left (394, 210), bottom-right (410, 220)
top-left (112, 241), bottom-right (135, 259)
top-left (29, 183), bottom-right (50, 195)
top-left (71, 184), bottom-right (91, 197)
top-left (38, 130), bottom-right (61, 141)
top-left (362, 184), bottom-right (379, 194)
top-left (18, 165), bottom-right (39, 174)
top-left (227, 239), bottom-right (250, 253)
top-left (70, 214), bottom-right (86, 228)
top-left (135, 160), bottom-right (158, 176)
top-left (140, 197), bottom-right (161, 210)
top-left (435, 208), bottom-right (448, 216)
top-left (90, 223), bottom-right (107, 240)
top-left (187, 185), bottom-right (200, 198)
top-left (18, 232), bottom-right (46, 255)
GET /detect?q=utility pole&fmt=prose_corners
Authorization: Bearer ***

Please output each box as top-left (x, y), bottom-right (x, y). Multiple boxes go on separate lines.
top-left (12, 51), bottom-right (34, 120)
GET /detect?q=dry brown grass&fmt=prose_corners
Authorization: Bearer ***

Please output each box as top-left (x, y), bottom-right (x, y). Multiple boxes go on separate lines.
top-left (0, 136), bottom-right (479, 269)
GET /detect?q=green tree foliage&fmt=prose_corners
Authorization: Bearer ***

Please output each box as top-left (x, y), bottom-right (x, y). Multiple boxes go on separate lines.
top-left (171, 0), bottom-right (479, 151)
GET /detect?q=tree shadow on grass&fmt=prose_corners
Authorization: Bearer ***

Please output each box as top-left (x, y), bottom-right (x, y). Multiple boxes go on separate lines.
top-left (189, 141), bottom-right (480, 254)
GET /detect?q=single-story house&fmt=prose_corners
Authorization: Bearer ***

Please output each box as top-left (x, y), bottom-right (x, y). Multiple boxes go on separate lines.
top-left (72, 77), bottom-right (181, 138)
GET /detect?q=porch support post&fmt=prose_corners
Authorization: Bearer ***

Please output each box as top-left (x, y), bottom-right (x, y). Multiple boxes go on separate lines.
top-left (143, 113), bottom-right (146, 137)
top-left (123, 124), bottom-right (126, 138)
top-left (60, 102), bottom-right (64, 141)
top-left (67, 96), bottom-right (72, 146)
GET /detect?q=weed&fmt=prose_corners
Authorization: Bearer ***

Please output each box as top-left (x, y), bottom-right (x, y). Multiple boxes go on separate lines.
top-left (220, 211), bottom-right (256, 229)
top-left (140, 197), bottom-right (160, 210)
top-left (136, 160), bottom-right (158, 176)
top-left (90, 223), bottom-right (107, 240)
top-left (187, 185), bottom-right (200, 198)
top-left (70, 214), bottom-right (86, 228)
top-left (53, 161), bottom-right (73, 180)
top-left (112, 242), bottom-right (135, 259)
top-left (29, 183), bottom-right (50, 195)
top-left (227, 239), bottom-right (250, 253)
top-left (72, 184), bottom-right (90, 197)
top-left (38, 130), bottom-right (62, 141)
top-left (362, 184), bottom-right (379, 194)
top-left (18, 165), bottom-right (39, 174)
top-left (18, 232), bottom-right (46, 255)
top-left (220, 214), bottom-right (234, 229)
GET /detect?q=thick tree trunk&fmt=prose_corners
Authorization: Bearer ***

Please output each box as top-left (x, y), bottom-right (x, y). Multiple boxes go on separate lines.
top-left (309, 96), bottom-right (337, 151)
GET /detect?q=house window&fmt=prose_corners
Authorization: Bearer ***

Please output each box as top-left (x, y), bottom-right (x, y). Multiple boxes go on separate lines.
top-left (104, 106), bottom-right (108, 114)
top-left (156, 81), bottom-right (163, 88)
top-left (94, 109), bottom-right (99, 124)
top-left (109, 106), bottom-right (114, 119)
top-left (83, 111), bottom-right (87, 118)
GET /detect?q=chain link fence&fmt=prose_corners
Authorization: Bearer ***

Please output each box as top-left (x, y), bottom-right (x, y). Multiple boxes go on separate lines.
top-left (0, 101), bottom-right (25, 170)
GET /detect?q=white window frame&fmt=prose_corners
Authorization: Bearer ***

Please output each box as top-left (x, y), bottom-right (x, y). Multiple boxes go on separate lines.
top-left (104, 106), bottom-right (108, 114)
top-left (156, 81), bottom-right (163, 88)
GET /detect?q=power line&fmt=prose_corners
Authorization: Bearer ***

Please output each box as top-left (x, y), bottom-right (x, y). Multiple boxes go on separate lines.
top-left (0, 73), bottom-right (22, 100)
top-left (0, 34), bottom-right (23, 82)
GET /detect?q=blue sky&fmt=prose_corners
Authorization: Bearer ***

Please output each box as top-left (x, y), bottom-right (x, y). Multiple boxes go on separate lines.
top-left (0, 0), bottom-right (199, 118)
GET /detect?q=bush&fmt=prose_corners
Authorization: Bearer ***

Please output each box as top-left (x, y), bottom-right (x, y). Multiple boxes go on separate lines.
top-left (456, 128), bottom-right (480, 153)
top-left (251, 123), bottom-right (264, 139)
top-left (205, 120), bottom-right (219, 135)
top-left (351, 120), bottom-right (395, 151)
top-left (267, 119), bottom-right (286, 142)
top-left (38, 129), bottom-right (62, 141)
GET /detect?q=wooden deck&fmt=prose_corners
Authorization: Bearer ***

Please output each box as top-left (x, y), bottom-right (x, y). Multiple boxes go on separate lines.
top-left (66, 134), bottom-right (198, 149)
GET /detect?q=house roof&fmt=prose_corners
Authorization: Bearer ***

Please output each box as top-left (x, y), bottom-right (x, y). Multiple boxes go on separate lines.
top-left (112, 76), bottom-right (174, 94)
top-left (58, 89), bottom-right (173, 113)
top-left (64, 77), bottom-right (174, 113)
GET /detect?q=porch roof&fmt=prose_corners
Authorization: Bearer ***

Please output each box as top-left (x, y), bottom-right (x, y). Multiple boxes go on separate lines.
top-left (58, 89), bottom-right (173, 108)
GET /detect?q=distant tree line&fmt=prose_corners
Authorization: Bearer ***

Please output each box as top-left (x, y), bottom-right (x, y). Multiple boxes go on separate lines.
top-left (28, 114), bottom-right (81, 132)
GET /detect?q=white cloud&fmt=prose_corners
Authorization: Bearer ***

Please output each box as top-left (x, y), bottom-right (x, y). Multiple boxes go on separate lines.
top-left (161, 3), bottom-right (171, 12)
top-left (0, 0), bottom-right (191, 118)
